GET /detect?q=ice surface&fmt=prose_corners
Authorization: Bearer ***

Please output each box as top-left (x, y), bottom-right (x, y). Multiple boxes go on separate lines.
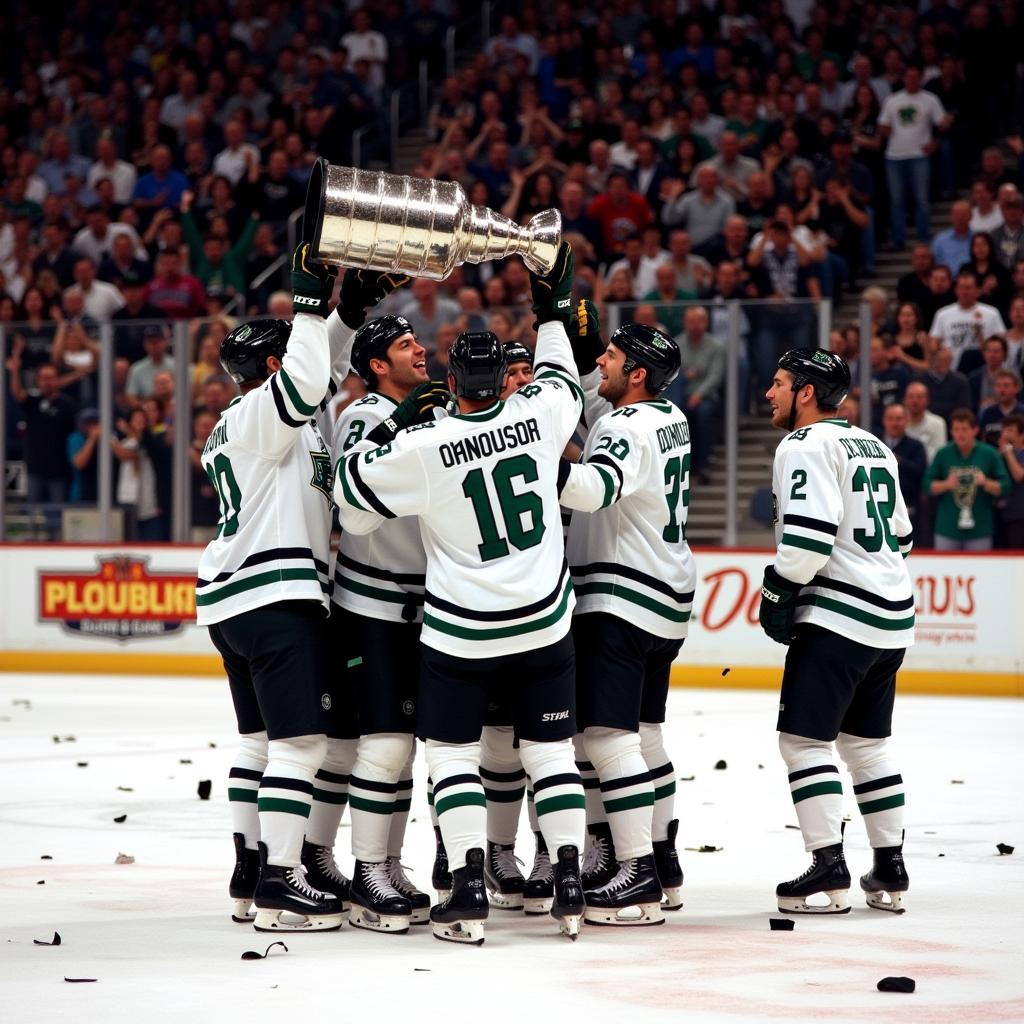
top-left (1, 674), bottom-right (1022, 1024)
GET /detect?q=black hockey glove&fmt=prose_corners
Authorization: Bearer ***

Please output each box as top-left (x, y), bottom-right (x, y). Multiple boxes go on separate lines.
top-left (365, 381), bottom-right (451, 445)
top-left (529, 241), bottom-right (575, 326)
top-left (758, 565), bottom-right (802, 645)
top-left (290, 242), bottom-right (338, 318)
top-left (338, 268), bottom-right (411, 329)
top-left (567, 298), bottom-right (606, 377)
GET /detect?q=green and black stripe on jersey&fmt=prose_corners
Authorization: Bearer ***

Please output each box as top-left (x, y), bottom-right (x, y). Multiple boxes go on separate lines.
top-left (196, 546), bottom-right (330, 607)
top-left (335, 449), bottom-right (398, 520)
top-left (795, 575), bottom-right (916, 633)
top-left (423, 560), bottom-right (573, 643)
top-left (333, 552), bottom-right (425, 611)
top-left (571, 561), bottom-right (694, 626)
top-left (781, 513), bottom-right (838, 557)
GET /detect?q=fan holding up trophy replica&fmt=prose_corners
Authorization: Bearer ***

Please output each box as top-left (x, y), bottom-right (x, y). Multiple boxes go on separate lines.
top-left (924, 408), bottom-right (1011, 551)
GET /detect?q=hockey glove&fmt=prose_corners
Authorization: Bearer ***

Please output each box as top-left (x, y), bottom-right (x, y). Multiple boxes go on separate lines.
top-left (365, 381), bottom-right (451, 445)
top-left (567, 298), bottom-right (606, 377)
top-left (529, 241), bottom-right (575, 326)
top-left (338, 268), bottom-right (411, 329)
top-left (290, 242), bottom-right (338, 318)
top-left (758, 565), bottom-right (802, 645)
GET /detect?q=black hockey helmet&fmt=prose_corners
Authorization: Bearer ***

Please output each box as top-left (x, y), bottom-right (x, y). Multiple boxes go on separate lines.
top-left (503, 341), bottom-right (533, 367)
top-left (609, 322), bottom-right (680, 394)
top-left (220, 318), bottom-right (291, 385)
top-left (778, 347), bottom-right (850, 409)
top-left (449, 331), bottom-right (507, 400)
top-left (351, 314), bottom-right (416, 384)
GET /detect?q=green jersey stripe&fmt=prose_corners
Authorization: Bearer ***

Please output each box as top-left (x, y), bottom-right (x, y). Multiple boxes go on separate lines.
top-left (423, 578), bottom-right (573, 642)
top-left (435, 791), bottom-right (487, 816)
top-left (392, 798), bottom-right (411, 813)
top-left (802, 595), bottom-right (916, 631)
top-left (195, 567), bottom-right (322, 606)
top-left (348, 794), bottom-right (395, 815)
top-left (536, 369), bottom-right (585, 406)
top-left (592, 464), bottom-right (616, 508)
top-left (603, 791), bottom-right (655, 813)
top-left (535, 792), bottom-right (587, 816)
top-left (781, 532), bottom-right (834, 556)
top-left (278, 366), bottom-right (318, 416)
top-left (654, 781), bottom-right (676, 801)
top-left (456, 400), bottom-right (504, 422)
top-left (791, 780), bottom-right (843, 804)
top-left (858, 793), bottom-right (906, 815)
top-left (228, 788), bottom-right (258, 803)
top-left (338, 576), bottom-right (415, 606)
top-left (336, 457), bottom-right (368, 512)
top-left (574, 581), bottom-right (691, 623)
top-left (257, 796), bottom-right (311, 817)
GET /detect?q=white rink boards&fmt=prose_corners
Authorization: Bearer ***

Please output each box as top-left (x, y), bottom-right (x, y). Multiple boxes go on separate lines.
top-left (1, 674), bottom-right (1021, 1024)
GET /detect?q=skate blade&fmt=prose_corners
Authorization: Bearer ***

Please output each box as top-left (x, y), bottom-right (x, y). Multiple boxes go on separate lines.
top-left (557, 913), bottom-right (583, 940)
top-left (432, 919), bottom-right (485, 945)
top-left (661, 886), bottom-right (684, 911)
top-left (523, 895), bottom-right (553, 915)
top-left (486, 887), bottom-right (525, 910)
top-left (231, 898), bottom-right (255, 923)
top-left (253, 909), bottom-right (343, 932)
top-left (409, 906), bottom-right (431, 925)
top-left (348, 904), bottom-right (411, 934)
top-left (584, 902), bottom-right (666, 927)
top-left (777, 889), bottom-right (851, 915)
top-left (864, 890), bottom-right (906, 914)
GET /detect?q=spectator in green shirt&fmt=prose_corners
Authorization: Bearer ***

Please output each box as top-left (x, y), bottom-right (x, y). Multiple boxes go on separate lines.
top-left (181, 191), bottom-right (258, 299)
top-left (924, 407), bottom-right (1011, 550)
top-left (642, 262), bottom-right (696, 338)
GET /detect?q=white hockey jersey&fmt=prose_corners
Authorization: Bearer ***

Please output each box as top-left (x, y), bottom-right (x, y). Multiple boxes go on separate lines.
top-left (561, 397), bottom-right (697, 640)
top-left (334, 321), bottom-right (584, 659)
top-left (771, 417), bottom-right (915, 650)
top-left (331, 391), bottom-right (427, 624)
top-left (196, 310), bottom-right (355, 625)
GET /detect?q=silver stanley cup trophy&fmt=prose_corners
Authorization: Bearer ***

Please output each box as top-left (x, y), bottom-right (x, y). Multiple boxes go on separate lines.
top-left (302, 159), bottom-right (561, 280)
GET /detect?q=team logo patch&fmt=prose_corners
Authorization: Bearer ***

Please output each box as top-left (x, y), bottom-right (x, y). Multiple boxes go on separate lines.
top-left (309, 450), bottom-right (334, 500)
top-left (402, 699), bottom-right (415, 716)
top-left (235, 324), bottom-right (253, 341)
top-left (321, 693), bottom-right (332, 711)
top-left (811, 350), bottom-right (832, 366)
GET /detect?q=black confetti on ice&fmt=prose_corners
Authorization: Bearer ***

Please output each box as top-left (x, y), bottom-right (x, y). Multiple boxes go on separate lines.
top-left (785, 824), bottom-right (801, 830)
top-left (757, 763), bottom-right (765, 769)
top-left (40, 855), bottom-right (52, 860)
top-left (33, 932), bottom-right (61, 946)
top-left (679, 775), bottom-right (695, 782)
top-left (938, 853), bottom-right (945, 857)
top-left (36, 880), bottom-right (45, 885)
top-left (197, 780), bottom-right (212, 801)
top-left (997, 843), bottom-right (1014, 855)
top-left (64, 977), bottom-right (97, 983)
top-left (769, 918), bottom-right (794, 931)
top-left (179, 758), bottom-right (192, 765)
top-left (877, 977), bottom-right (915, 993)
top-left (721, 667), bottom-right (731, 677)
top-left (684, 845), bottom-right (722, 853)
top-left (12, 699), bottom-right (31, 707)
top-left (714, 759), bottom-right (727, 770)
top-left (208, 742), bottom-right (217, 748)
top-left (241, 941), bottom-right (288, 961)
top-left (414, 968), bottom-right (431, 972)
top-left (950, 779), bottom-right (964, 785)
top-left (113, 815), bottom-right (127, 824)
top-left (116, 786), bottom-right (133, 792)
top-left (76, 762), bottom-right (88, 768)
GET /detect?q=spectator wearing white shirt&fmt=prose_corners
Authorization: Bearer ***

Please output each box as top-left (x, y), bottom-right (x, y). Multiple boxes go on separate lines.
top-left (929, 271), bottom-right (1007, 375)
top-left (340, 8), bottom-right (389, 91)
top-left (72, 208), bottom-right (145, 266)
top-left (969, 180), bottom-right (1004, 235)
top-left (159, 71), bottom-right (202, 141)
top-left (211, 120), bottom-right (260, 186)
top-left (65, 258), bottom-right (125, 323)
top-left (903, 381), bottom-right (948, 462)
top-left (484, 15), bottom-right (539, 75)
top-left (609, 120), bottom-right (643, 172)
top-left (87, 137), bottom-right (138, 206)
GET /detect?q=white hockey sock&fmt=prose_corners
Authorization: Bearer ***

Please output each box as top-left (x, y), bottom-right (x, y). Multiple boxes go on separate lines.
top-left (305, 737), bottom-right (356, 848)
top-left (259, 734), bottom-right (326, 867)
top-left (349, 733), bottom-right (412, 862)
top-left (228, 731), bottom-right (267, 850)
top-left (780, 733), bottom-right (844, 852)
top-left (640, 722), bottom-right (676, 843)
top-left (519, 738), bottom-right (585, 855)
top-left (480, 726), bottom-right (526, 845)
top-left (585, 727), bottom-right (654, 860)
top-left (573, 733), bottom-right (605, 825)
top-left (526, 781), bottom-right (539, 834)
top-left (837, 733), bottom-right (906, 848)
top-left (387, 741), bottom-right (416, 859)
top-left (426, 740), bottom-right (486, 871)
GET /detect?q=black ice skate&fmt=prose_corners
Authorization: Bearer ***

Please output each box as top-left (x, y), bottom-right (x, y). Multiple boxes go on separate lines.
top-left (584, 854), bottom-right (665, 927)
top-left (551, 844), bottom-right (585, 940)
top-left (430, 847), bottom-right (489, 945)
top-left (581, 822), bottom-right (617, 892)
top-left (485, 841), bottom-right (526, 910)
top-left (252, 842), bottom-right (344, 932)
top-left (777, 843), bottom-right (851, 914)
top-left (652, 818), bottom-right (684, 911)
top-left (860, 837), bottom-right (909, 914)
top-left (523, 831), bottom-right (553, 914)
top-left (348, 860), bottom-right (412, 933)
top-left (300, 840), bottom-right (351, 913)
top-left (432, 825), bottom-right (452, 902)
top-left (385, 856), bottom-right (431, 925)
top-left (229, 832), bottom-right (260, 923)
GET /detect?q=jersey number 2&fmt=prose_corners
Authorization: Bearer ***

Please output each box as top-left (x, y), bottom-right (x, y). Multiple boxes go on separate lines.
top-left (663, 454), bottom-right (691, 543)
top-left (208, 453), bottom-right (242, 538)
top-left (852, 466), bottom-right (898, 552)
top-left (462, 455), bottom-right (546, 561)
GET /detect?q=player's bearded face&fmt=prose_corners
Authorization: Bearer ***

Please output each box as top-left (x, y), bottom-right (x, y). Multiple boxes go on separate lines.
top-left (597, 345), bottom-right (630, 404)
top-left (766, 371), bottom-right (794, 429)
top-left (384, 333), bottom-right (429, 388)
top-left (501, 362), bottom-right (534, 399)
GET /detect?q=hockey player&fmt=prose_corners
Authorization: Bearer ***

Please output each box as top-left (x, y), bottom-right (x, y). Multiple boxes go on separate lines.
top-left (334, 243), bottom-right (588, 944)
top-left (330, 314), bottom-right (445, 933)
top-left (200, 244), bottom-right (408, 931)
top-left (761, 348), bottom-right (914, 915)
top-left (559, 320), bottom-right (694, 926)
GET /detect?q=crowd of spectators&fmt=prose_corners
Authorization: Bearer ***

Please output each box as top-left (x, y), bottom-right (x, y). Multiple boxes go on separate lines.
top-left (1, 1), bottom-right (1023, 544)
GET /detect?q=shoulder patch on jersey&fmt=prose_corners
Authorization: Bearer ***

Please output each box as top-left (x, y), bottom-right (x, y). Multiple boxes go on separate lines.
top-left (355, 394), bottom-right (381, 406)
top-left (611, 406), bottom-right (638, 418)
top-left (309, 450), bottom-right (334, 500)
top-left (787, 426), bottom-right (813, 442)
